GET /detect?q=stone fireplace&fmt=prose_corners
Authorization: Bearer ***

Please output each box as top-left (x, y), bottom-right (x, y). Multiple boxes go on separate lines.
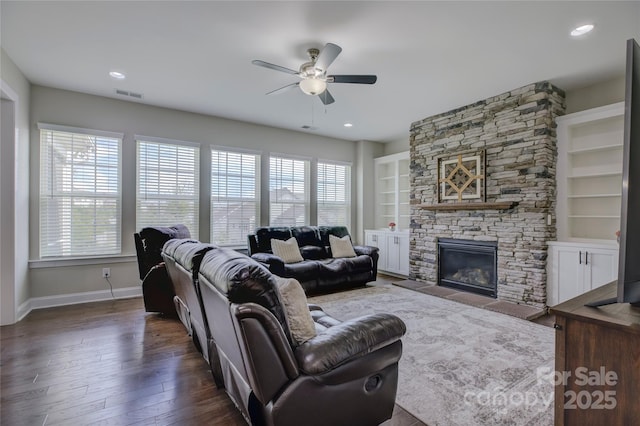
top-left (409, 82), bottom-right (566, 308)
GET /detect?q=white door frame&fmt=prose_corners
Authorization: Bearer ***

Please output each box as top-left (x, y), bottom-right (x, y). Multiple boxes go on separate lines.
top-left (1, 79), bottom-right (19, 325)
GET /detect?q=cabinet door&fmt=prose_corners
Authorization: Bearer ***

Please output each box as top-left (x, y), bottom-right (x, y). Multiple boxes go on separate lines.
top-left (397, 233), bottom-right (410, 275)
top-left (385, 234), bottom-right (400, 273)
top-left (584, 248), bottom-right (618, 291)
top-left (553, 247), bottom-right (585, 305)
top-left (385, 233), bottom-right (409, 275)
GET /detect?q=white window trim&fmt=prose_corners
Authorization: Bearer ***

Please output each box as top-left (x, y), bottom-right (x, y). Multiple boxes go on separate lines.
top-left (210, 147), bottom-right (260, 246)
top-left (210, 143), bottom-right (261, 156)
top-left (39, 125), bottom-right (123, 258)
top-left (268, 155), bottom-right (310, 226)
top-left (29, 254), bottom-right (137, 269)
top-left (38, 122), bottom-right (123, 140)
top-left (317, 158), bottom-right (353, 167)
top-left (135, 137), bottom-right (200, 236)
top-left (317, 160), bottom-right (352, 228)
top-left (134, 134), bottom-right (201, 148)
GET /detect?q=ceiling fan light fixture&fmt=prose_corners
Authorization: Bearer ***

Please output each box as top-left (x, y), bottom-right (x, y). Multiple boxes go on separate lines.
top-left (299, 78), bottom-right (327, 95)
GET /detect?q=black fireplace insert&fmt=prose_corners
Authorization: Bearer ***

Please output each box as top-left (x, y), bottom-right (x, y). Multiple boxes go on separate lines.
top-left (437, 238), bottom-right (497, 298)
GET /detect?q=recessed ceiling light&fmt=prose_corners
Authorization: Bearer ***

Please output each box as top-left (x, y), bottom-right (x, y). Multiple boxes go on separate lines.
top-left (109, 71), bottom-right (126, 80)
top-left (344, 123), bottom-right (353, 128)
top-left (571, 24), bottom-right (594, 37)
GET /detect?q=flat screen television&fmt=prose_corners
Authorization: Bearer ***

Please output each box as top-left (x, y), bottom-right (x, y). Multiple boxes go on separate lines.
top-left (587, 38), bottom-right (640, 308)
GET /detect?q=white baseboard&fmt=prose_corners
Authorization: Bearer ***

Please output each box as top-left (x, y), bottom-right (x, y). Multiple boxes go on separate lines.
top-left (18, 286), bottom-right (143, 320)
top-left (16, 299), bottom-right (32, 322)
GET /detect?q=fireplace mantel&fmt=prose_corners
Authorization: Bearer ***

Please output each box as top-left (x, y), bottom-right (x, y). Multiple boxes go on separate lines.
top-left (418, 201), bottom-right (518, 211)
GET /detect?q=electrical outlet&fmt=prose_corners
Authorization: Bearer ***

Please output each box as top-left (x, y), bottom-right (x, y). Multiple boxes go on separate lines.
top-left (102, 268), bottom-right (111, 278)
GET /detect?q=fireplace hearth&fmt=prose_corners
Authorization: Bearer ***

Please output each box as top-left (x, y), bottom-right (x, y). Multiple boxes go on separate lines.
top-left (437, 238), bottom-right (497, 298)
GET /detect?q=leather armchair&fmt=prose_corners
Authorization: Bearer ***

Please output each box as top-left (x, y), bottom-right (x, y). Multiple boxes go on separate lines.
top-left (161, 239), bottom-right (218, 372)
top-left (135, 224), bottom-right (191, 315)
top-left (196, 247), bottom-right (406, 426)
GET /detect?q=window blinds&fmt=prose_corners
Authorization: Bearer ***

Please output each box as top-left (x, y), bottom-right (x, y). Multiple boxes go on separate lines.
top-left (136, 139), bottom-right (199, 236)
top-left (269, 156), bottom-right (309, 226)
top-left (210, 149), bottom-right (259, 245)
top-left (317, 162), bottom-right (351, 227)
top-left (39, 126), bottom-right (122, 257)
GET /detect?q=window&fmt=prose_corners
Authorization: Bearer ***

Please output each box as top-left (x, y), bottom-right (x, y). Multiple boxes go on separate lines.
top-left (136, 137), bottom-right (199, 236)
top-left (269, 156), bottom-right (309, 226)
top-left (211, 149), bottom-right (259, 245)
top-left (39, 124), bottom-right (122, 257)
top-left (317, 162), bottom-right (351, 227)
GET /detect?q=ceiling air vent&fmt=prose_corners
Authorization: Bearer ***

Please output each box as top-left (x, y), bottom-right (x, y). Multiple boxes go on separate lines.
top-left (114, 89), bottom-right (143, 99)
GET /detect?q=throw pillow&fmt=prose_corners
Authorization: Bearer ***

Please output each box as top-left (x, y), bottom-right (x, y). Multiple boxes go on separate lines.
top-left (329, 234), bottom-right (357, 258)
top-left (271, 237), bottom-right (304, 263)
top-left (275, 277), bottom-right (317, 345)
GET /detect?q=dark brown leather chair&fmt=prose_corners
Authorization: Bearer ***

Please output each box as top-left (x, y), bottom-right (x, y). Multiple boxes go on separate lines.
top-left (134, 224), bottom-right (191, 316)
top-left (161, 239), bottom-right (217, 367)
top-left (196, 247), bottom-right (406, 426)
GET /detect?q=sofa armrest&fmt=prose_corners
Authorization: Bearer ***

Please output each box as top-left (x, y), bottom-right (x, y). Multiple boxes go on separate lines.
top-left (353, 245), bottom-right (379, 279)
top-left (353, 245), bottom-right (379, 258)
top-left (251, 252), bottom-right (285, 275)
top-left (294, 313), bottom-right (406, 375)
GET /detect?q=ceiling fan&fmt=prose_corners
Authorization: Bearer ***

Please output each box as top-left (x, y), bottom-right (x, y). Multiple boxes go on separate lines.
top-left (251, 43), bottom-right (377, 105)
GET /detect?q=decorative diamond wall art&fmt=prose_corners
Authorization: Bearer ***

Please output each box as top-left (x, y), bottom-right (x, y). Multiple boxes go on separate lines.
top-left (438, 151), bottom-right (485, 202)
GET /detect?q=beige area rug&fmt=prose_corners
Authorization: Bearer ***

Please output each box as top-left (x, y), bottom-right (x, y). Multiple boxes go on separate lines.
top-left (310, 284), bottom-right (555, 426)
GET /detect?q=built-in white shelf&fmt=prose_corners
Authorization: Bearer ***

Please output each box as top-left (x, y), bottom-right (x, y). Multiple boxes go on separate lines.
top-left (567, 143), bottom-right (623, 155)
top-left (568, 193), bottom-right (621, 199)
top-left (374, 151), bottom-right (410, 230)
top-left (556, 102), bottom-right (624, 244)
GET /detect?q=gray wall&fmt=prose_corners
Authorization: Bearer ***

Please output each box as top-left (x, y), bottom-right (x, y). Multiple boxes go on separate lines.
top-left (381, 136), bottom-right (410, 156)
top-left (355, 140), bottom-right (384, 242)
top-left (1, 48), bottom-right (30, 324)
top-left (28, 85), bottom-right (366, 300)
top-left (565, 76), bottom-right (626, 113)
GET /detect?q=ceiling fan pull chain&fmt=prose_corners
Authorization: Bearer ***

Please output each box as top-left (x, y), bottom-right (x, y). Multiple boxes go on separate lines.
top-left (311, 100), bottom-right (315, 127)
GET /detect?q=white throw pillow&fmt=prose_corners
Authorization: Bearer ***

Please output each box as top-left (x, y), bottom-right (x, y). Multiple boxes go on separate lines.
top-left (271, 237), bottom-right (304, 264)
top-left (275, 277), bottom-right (317, 345)
top-left (329, 234), bottom-right (357, 258)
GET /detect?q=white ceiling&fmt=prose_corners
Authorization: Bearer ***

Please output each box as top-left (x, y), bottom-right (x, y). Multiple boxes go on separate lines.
top-left (2, 1), bottom-right (639, 142)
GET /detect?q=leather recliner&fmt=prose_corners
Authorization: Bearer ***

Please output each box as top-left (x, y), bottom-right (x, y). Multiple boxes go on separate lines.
top-left (135, 224), bottom-right (191, 315)
top-left (196, 246), bottom-right (406, 426)
top-left (247, 225), bottom-right (379, 294)
top-left (161, 239), bottom-right (218, 368)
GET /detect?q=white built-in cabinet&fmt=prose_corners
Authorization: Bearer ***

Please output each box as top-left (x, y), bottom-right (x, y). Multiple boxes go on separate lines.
top-left (548, 102), bottom-right (624, 306)
top-left (374, 152), bottom-right (410, 231)
top-left (547, 242), bottom-right (619, 306)
top-left (365, 230), bottom-right (410, 277)
top-left (368, 151), bottom-right (410, 277)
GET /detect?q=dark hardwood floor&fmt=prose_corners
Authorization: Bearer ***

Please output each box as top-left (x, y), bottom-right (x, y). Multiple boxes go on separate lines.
top-left (1, 297), bottom-right (423, 426)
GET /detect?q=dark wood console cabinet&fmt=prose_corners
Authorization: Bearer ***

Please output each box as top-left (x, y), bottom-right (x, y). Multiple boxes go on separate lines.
top-left (550, 281), bottom-right (640, 425)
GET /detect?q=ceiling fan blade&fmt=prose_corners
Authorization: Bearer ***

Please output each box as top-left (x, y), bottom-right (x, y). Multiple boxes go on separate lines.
top-left (252, 60), bottom-right (299, 75)
top-left (265, 82), bottom-right (299, 95)
top-left (318, 89), bottom-right (335, 105)
top-left (315, 43), bottom-right (342, 72)
top-left (328, 75), bottom-right (377, 84)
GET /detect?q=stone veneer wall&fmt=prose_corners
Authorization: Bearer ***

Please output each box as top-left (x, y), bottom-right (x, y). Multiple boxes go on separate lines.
top-left (409, 82), bottom-right (565, 308)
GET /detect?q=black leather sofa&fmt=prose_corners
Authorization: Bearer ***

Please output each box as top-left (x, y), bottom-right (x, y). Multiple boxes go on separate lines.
top-left (247, 226), bottom-right (379, 293)
top-left (161, 240), bottom-right (406, 426)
